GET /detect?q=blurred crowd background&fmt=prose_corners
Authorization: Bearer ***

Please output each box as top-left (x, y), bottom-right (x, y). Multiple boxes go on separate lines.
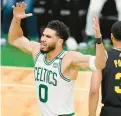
top-left (1, 0), bottom-right (121, 67)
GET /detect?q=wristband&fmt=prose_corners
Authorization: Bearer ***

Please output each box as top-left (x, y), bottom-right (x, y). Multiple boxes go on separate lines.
top-left (96, 37), bottom-right (102, 44)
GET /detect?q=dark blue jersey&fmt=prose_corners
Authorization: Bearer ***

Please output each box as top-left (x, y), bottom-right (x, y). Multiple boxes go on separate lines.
top-left (101, 48), bottom-right (121, 107)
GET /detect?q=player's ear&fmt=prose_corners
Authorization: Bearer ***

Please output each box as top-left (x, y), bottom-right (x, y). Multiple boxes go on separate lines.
top-left (111, 33), bottom-right (114, 40)
top-left (58, 39), bottom-right (63, 45)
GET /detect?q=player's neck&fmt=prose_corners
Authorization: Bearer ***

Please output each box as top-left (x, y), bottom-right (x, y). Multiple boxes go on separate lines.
top-left (46, 47), bottom-right (63, 61)
top-left (113, 42), bottom-right (121, 49)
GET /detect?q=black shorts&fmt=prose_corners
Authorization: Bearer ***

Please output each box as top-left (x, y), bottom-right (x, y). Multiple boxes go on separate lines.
top-left (100, 106), bottom-right (121, 116)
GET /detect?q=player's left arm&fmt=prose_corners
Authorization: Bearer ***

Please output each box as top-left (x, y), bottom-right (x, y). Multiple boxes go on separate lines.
top-left (69, 16), bottom-right (106, 71)
top-left (68, 51), bottom-right (103, 70)
top-left (88, 71), bottom-right (102, 116)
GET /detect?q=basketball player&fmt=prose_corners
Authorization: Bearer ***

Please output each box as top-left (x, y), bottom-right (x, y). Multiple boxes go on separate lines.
top-left (89, 21), bottom-right (121, 116)
top-left (8, 2), bottom-right (106, 116)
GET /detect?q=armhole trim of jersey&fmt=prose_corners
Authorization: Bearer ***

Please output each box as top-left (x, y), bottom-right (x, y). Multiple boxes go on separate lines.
top-left (58, 59), bottom-right (71, 82)
top-left (105, 50), bottom-right (108, 60)
top-left (34, 52), bottom-right (41, 64)
top-left (113, 47), bottom-right (121, 51)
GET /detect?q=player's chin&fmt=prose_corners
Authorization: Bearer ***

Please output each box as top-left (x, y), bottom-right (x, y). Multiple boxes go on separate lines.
top-left (41, 47), bottom-right (47, 51)
top-left (40, 49), bottom-right (49, 54)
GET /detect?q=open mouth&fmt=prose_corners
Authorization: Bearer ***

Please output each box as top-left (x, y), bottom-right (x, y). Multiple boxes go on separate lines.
top-left (41, 43), bottom-right (47, 48)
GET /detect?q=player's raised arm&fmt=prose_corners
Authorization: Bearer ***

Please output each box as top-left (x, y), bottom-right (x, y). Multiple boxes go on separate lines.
top-left (68, 16), bottom-right (106, 71)
top-left (93, 16), bottom-right (106, 70)
top-left (8, 2), bottom-right (40, 55)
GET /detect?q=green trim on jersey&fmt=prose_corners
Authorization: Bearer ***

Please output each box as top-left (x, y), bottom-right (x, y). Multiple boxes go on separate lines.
top-left (59, 112), bottom-right (75, 116)
top-left (43, 50), bottom-right (65, 65)
top-left (34, 52), bottom-right (41, 64)
top-left (59, 59), bottom-right (71, 82)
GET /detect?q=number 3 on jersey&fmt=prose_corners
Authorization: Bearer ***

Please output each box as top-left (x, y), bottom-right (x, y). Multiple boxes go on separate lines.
top-left (115, 73), bottom-right (121, 94)
top-left (39, 84), bottom-right (48, 103)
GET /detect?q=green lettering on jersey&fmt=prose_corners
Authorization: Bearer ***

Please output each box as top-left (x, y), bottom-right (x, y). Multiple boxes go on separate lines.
top-left (35, 67), bottom-right (57, 86)
top-left (44, 68), bottom-right (47, 82)
top-left (53, 72), bottom-right (57, 86)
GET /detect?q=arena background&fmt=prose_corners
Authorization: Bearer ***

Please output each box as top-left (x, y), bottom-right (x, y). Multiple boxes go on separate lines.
top-left (1, 0), bottom-right (119, 116)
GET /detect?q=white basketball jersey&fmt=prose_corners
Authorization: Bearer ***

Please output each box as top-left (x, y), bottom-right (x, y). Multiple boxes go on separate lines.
top-left (34, 50), bottom-right (75, 116)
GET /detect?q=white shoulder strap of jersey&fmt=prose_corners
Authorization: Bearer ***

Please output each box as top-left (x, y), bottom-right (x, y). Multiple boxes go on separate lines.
top-left (58, 50), bottom-right (67, 59)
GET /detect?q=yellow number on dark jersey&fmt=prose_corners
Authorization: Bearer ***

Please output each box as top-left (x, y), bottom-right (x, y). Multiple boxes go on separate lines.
top-left (115, 73), bottom-right (121, 94)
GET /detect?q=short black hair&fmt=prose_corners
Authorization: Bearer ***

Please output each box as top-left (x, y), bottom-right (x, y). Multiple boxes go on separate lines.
top-left (111, 21), bottom-right (121, 41)
top-left (46, 20), bottom-right (70, 43)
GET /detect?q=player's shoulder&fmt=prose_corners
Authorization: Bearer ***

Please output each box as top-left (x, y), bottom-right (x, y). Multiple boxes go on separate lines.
top-left (63, 51), bottom-right (83, 61)
top-left (106, 48), bottom-right (120, 57)
top-left (105, 48), bottom-right (115, 58)
top-left (32, 42), bottom-right (41, 60)
top-left (65, 51), bottom-right (83, 56)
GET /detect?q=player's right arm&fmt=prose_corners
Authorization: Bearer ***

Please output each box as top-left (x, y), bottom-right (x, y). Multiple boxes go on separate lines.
top-left (88, 71), bottom-right (102, 116)
top-left (8, 2), bottom-right (40, 59)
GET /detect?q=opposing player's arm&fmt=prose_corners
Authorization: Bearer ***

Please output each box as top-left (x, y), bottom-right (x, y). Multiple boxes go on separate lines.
top-left (89, 71), bottom-right (102, 116)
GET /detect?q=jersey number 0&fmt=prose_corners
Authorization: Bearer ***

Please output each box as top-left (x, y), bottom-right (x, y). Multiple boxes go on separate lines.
top-left (39, 84), bottom-right (48, 103)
